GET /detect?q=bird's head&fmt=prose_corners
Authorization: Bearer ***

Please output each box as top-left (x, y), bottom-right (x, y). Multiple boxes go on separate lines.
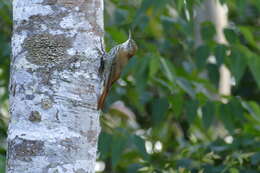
top-left (120, 31), bottom-right (138, 59)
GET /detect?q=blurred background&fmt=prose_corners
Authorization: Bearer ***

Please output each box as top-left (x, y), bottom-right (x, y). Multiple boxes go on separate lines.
top-left (0, 0), bottom-right (260, 172)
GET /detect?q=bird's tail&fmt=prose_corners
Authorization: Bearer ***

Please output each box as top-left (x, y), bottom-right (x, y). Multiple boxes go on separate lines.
top-left (97, 88), bottom-right (109, 110)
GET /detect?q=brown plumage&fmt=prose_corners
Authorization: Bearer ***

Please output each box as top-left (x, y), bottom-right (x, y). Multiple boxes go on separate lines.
top-left (97, 32), bottom-right (138, 110)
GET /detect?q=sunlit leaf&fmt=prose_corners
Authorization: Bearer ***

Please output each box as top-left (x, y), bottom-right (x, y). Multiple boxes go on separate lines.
top-left (239, 26), bottom-right (257, 48)
top-left (229, 168), bottom-right (239, 173)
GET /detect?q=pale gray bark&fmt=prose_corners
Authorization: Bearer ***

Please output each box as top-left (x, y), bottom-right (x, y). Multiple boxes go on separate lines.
top-left (195, 0), bottom-right (231, 97)
top-left (7, 0), bottom-right (104, 172)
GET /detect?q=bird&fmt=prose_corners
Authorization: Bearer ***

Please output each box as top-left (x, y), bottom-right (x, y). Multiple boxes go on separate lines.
top-left (97, 31), bottom-right (138, 110)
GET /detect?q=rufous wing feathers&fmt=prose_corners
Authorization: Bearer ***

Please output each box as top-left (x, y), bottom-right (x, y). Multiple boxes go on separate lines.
top-left (97, 87), bottom-right (109, 110)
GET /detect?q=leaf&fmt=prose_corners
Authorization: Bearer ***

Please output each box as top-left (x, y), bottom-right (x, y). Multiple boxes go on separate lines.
top-left (175, 0), bottom-right (185, 11)
top-left (201, 22), bottom-right (216, 41)
top-left (202, 101), bottom-right (215, 129)
top-left (107, 27), bottom-right (127, 44)
top-left (229, 98), bottom-right (245, 122)
top-left (236, 45), bottom-right (260, 88)
top-left (122, 56), bottom-right (138, 77)
top-left (133, 56), bottom-right (150, 94)
top-left (98, 132), bottom-right (112, 159)
top-left (0, 155), bottom-right (5, 173)
top-left (176, 77), bottom-right (195, 98)
top-left (137, 0), bottom-right (153, 15)
top-left (149, 55), bottom-right (160, 77)
top-left (239, 26), bottom-right (257, 48)
top-left (111, 134), bottom-right (128, 168)
top-left (214, 44), bottom-right (226, 66)
top-left (160, 58), bottom-right (176, 83)
top-left (251, 152), bottom-right (260, 165)
top-left (127, 164), bottom-right (143, 173)
top-left (133, 0), bottom-right (152, 28)
top-left (153, 77), bottom-right (173, 92)
top-left (151, 98), bottom-right (169, 124)
top-left (247, 53), bottom-right (260, 88)
top-left (207, 64), bottom-right (220, 87)
top-left (229, 168), bottom-right (239, 173)
top-left (132, 135), bottom-right (149, 160)
top-left (218, 104), bottom-right (235, 133)
top-left (242, 101), bottom-right (260, 123)
top-left (224, 29), bottom-right (239, 44)
top-left (228, 48), bottom-right (247, 83)
top-left (185, 100), bottom-right (199, 123)
top-left (133, 14), bottom-right (149, 29)
top-left (195, 45), bottom-right (210, 70)
top-left (219, 0), bottom-right (227, 4)
top-left (153, 0), bottom-right (171, 12)
top-left (170, 93), bottom-right (184, 118)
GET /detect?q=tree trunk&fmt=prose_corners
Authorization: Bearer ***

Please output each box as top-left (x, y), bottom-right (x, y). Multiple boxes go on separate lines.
top-left (7, 0), bottom-right (103, 172)
top-left (195, 0), bottom-right (231, 98)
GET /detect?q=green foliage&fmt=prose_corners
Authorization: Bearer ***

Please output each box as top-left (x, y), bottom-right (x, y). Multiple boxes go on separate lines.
top-left (202, 101), bottom-right (215, 129)
top-left (0, 0), bottom-right (10, 172)
top-left (195, 45), bottom-right (210, 70)
top-left (0, 0), bottom-right (259, 173)
top-left (99, 0), bottom-right (260, 172)
top-left (201, 22), bottom-right (216, 41)
top-left (0, 0), bottom-right (10, 101)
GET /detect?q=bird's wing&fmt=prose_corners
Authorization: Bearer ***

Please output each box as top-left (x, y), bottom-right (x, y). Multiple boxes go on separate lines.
top-left (97, 53), bottom-right (119, 109)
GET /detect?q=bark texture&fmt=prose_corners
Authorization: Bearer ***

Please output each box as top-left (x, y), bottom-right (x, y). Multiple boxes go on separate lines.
top-left (195, 0), bottom-right (231, 97)
top-left (7, 0), bottom-right (104, 172)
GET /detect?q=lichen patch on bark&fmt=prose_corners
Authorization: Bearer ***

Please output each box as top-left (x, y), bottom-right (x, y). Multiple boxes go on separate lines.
top-left (8, 136), bottom-right (44, 161)
top-left (41, 98), bottom-right (53, 110)
top-left (29, 111), bottom-right (42, 122)
top-left (87, 130), bottom-right (98, 146)
top-left (23, 34), bottom-right (72, 66)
